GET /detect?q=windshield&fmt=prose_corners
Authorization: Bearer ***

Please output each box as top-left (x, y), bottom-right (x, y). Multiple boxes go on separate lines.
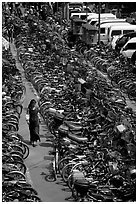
top-left (111, 30), bottom-right (121, 36)
top-left (123, 30), bottom-right (135, 34)
top-left (100, 28), bottom-right (105, 34)
top-left (126, 42), bottom-right (136, 50)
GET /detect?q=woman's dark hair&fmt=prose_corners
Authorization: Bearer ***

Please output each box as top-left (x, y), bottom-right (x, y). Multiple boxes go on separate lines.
top-left (28, 99), bottom-right (36, 109)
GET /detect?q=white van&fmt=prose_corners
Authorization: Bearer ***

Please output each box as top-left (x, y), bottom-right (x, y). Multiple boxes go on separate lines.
top-left (94, 19), bottom-right (127, 27)
top-left (120, 37), bottom-right (136, 59)
top-left (87, 13), bottom-right (116, 21)
top-left (108, 25), bottom-right (136, 42)
top-left (70, 12), bottom-right (95, 20)
top-left (99, 22), bottom-right (130, 44)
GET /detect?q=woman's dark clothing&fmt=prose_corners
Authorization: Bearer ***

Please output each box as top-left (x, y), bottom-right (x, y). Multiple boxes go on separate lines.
top-left (28, 107), bottom-right (40, 142)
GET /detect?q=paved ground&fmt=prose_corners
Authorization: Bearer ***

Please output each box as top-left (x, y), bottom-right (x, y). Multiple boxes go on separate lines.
top-left (10, 43), bottom-right (73, 202)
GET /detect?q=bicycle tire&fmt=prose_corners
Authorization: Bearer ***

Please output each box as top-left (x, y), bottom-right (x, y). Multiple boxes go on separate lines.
top-left (45, 174), bottom-right (56, 182)
top-left (23, 187), bottom-right (38, 195)
top-left (54, 148), bottom-right (59, 174)
top-left (111, 79), bottom-right (119, 88)
top-left (6, 114), bottom-right (19, 122)
top-left (11, 144), bottom-right (24, 155)
top-left (7, 170), bottom-right (26, 180)
top-left (10, 135), bottom-right (21, 142)
top-left (2, 195), bottom-right (15, 202)
top-left (7, 122), bottom-right (18, 131)
top-left (15, 104), bottom-right (23, 115)
top-left (61, 162), bottom-right (76, 183)
top-left (128, 91), bottom-right (136, 101)
top-left (58, 157), bottom-right (71, 175)
top-left (11, 154), bottom-right (24, 163)
top-left (2, 154), bottom-right (13, 163)
top-left (21, 142), bottom-right (29, 159)
top-left (13, 161), bottom-right (27, 174)
top-left (58, 154), bottom-right (78, 174)
top-left (29, 195), bottom-right (42, 202)
top-left (67, 173), bottom-right (74, 190)
top-left (10, 151), bottom-right (24, 159)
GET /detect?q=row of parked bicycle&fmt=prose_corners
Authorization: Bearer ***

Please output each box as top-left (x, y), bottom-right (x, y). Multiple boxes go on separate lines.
top-left (84, 46), bottom-right (136, 102)
top-left (14, 12), bottom-right (136, 202)
top-left (2, 31), bottom-right (42, 201)
top-left (66, 33), bottom-right (136, 102)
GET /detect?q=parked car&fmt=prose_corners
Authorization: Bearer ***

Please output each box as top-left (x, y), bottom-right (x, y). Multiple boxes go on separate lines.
top-left (115, 31), bottom-right (136, 52)
top-left (108, 24), bottom-right (136, 42)
top-left (97, 22), bottom-right (130, 44)
top-left (87, 13), bottom-right (117, 21)
top-left (94, 19), bottom-right (127, 27)
top-left (120, 37), bottom-right (136, 59)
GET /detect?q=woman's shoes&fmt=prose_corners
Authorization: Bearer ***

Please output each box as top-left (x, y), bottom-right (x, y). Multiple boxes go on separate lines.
top-left (32, 142), bottom-right (35, 147)
top-left (30, 139), bottom-right (40, 147)
top-left (32, 141), bottom-right (38, 147)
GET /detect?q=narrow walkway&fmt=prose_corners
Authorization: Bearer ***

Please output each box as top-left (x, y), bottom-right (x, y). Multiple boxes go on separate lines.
top-left (10, 43), bottom-right (72, 202)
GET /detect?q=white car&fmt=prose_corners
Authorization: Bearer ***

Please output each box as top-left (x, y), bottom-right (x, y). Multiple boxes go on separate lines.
top-left (120, 37), bottom-right (136, 59)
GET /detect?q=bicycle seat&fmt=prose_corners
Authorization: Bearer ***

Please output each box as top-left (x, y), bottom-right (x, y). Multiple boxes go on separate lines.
top-left (68, 132), bottom-right (88, 144)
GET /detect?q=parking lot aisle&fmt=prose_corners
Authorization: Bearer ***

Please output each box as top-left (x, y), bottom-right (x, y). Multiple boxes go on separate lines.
top-left (10, 43), bottom-right (72, 202)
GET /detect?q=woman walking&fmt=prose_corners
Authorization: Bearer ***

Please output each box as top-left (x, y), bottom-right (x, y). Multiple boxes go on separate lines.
top-left (26, 99), bottom-right (41, 146)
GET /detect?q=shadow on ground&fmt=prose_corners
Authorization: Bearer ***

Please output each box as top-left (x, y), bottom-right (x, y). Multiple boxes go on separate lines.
top-left (39, 142), bottom-right (53, 147)
top-left (43, 155), bottom-right (54, 161)
top-left (23, 139), bottom-right (31, 145)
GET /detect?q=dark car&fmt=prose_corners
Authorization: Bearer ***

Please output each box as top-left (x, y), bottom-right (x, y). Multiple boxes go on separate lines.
top-left (115, 31), bottom-right (136, 52)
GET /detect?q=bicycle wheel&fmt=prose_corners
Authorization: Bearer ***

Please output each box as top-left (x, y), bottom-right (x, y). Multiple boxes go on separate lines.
top-left (61, 162), bottom-right (76, 183)
top-left (7, 123), bottom-right (18, 131)
top-left (21, 142), bottom-right (29, 159)
top-left (2, 154), bottom-right (13, 163)
top-left (15, 104), bottom-right (23, 115)
top-left (28, 195), bottom-right (42, 202)
top-left (45, 173), bottom-right (56, 182)
top-left (2, 195), bottom-right (15, 202)
top-left (10, 151), bottom-right (24, 159)
top-left (67, 173), bottom-right (74, 190)
top-left (8, 120), bottom-right (19, 130)
top-left (54, 148), bottom-right (59, 174)
top-left (11, 145), bottom-right (24, 155)
top-left (7, 170), bottom-right (26, 180)
top-left (58, 157), bottom-right (71, 175)
top-left (128, 91), bottom-right (136, 101)
top-left (11, 154), bottom-right (24, 163)
top-left (23, 187), bottom-right (38, 195)
top-left (13, 161), bottom-right (27, 174)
